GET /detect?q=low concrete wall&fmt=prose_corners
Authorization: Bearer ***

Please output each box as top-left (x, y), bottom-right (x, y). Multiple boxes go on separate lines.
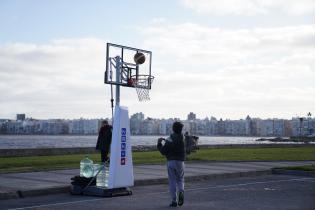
top-left (0, 147), bottom-right (97, 158)
top-left (1, 144), bottom-right (314, 157)
top-left (198, 143), bottom-right (315, 149)
top-left (0, 146), bottom-right (157, 157)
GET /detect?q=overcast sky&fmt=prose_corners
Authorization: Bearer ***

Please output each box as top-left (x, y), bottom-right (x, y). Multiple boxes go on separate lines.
top-left (0, 0), bottom-right (314, 120)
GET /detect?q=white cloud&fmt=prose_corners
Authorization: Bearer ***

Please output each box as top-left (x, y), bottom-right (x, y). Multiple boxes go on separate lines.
top-left (1, 23), bottom-right (315, 120)
top-left (0, 38), bottom-right (111, 119)
top-left (140, 22), bottom-right (315, 119)
top-left (181, 0), bottom-right (315, 15)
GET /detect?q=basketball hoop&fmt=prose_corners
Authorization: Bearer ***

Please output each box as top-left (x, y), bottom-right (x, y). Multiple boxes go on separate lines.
top-left (105, 43), bottom-right (154, 103)
top-left (130, 75), bottom-right (154, 101)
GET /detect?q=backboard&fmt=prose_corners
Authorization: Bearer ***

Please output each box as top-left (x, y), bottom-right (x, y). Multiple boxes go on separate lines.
top-left (105, 43), bottom-right (153, 89)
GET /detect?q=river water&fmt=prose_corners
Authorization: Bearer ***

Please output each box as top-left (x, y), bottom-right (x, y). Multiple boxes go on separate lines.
top-left (0, 135), bottom-right (298, 149)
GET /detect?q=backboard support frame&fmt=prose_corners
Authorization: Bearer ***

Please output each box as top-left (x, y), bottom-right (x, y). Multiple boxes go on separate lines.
top-left (105, 43), bottom-right (153, 90)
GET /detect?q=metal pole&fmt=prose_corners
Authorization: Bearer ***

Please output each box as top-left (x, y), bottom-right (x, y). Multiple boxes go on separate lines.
top-left (115, 56), bottom-right (121, 107)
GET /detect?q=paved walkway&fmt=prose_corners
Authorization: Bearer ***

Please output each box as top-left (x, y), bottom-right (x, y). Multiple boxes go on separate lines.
top-left (1, 161), bottom-right (315, 200)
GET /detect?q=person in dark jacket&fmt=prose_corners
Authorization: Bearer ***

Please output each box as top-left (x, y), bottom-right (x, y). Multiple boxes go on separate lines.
top-left (157, 121), bottom-right (185, 207)
top-left (96, 120), bottom-right (112, 163)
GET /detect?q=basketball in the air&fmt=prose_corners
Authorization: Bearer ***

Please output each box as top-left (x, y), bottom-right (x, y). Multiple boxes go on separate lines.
top-left (134, 52), bottom-right (146, 65)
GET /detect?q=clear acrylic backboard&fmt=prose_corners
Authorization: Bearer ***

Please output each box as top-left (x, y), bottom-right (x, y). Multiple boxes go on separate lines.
top-left (105, 43), bottom-right (153, 90)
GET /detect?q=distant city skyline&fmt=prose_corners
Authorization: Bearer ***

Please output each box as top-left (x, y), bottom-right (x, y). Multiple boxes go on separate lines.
top-left (1, 111), bottom-right (313, 121)
top-left (0, 0), bottom-right (314, 119)
top-left (1, 112), bottom-right (314, 137)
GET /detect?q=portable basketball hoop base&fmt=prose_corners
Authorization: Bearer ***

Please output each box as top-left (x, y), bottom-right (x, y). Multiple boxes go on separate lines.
top-left (71, 43), bottom-right (152, 198)
top-left (71, 106), bottom-right (134, 197)
top-left (70, 185), bottom-right (132, 197)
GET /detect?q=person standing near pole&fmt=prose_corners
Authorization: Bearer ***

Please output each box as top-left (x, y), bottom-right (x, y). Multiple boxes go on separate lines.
top-left (157, 121), bottom-right (186, 207)
top-left (96, 120), bottom-right (112, 163)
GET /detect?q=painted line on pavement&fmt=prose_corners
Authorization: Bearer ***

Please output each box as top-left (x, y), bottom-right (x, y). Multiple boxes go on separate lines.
top-left (8, 198), bottom-right (105, 210)
top-left (184, 177), bottom-right (315, 192)
top-left (135, 177), bottom-right (315, 196)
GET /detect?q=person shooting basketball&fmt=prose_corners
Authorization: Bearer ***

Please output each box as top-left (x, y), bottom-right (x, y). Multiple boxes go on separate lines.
top-left (157, 121), bottom-right (186, 207)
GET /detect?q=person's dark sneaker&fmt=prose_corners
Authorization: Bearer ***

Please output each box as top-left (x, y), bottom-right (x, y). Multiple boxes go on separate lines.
top-left (169, 201), bottom-right (177, 207)
top-left (178, 191), bottom-right (184, 206)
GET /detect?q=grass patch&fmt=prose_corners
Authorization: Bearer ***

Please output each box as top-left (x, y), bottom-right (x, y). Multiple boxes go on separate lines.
top-left (283, 165), bottom-right (315, 172)
top-left (0, 147), bottom-right (315, 173)
top-left (187, 147), bottom-right (315, 161)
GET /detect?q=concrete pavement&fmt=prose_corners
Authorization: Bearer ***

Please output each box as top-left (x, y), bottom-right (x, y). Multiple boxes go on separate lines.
top-left (3, 175), bottom-right (315, 210)
top-left (1, 161), bottom-right (315, 200)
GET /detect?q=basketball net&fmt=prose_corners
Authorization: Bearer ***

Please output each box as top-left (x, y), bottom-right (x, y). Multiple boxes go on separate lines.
top-left (131, 75), bottom-right (154, 102)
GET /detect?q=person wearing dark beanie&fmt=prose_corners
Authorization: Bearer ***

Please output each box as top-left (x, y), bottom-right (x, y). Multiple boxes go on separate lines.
top-left (173, 121), bottom-right (184, 134)
top-left (157, 121), bottom-right (185, 207)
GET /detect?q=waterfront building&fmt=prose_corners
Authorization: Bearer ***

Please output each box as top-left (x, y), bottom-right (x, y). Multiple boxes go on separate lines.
top-left (207, 117), bottom-right (218, 135)
top-left (188, 120), bottom-right (197, 135)
top-left (182, 120), bottom-right (190, 134)
top-left (273, 119), bottom-right (285, 137)
top-left (131, 112), bottom-right (145, 121)
top-left (232, 119), bottom-right (247, 136)
top-left (158, 119), bottom-right (167, 135)
top-left (245, 116), bottom-right (251, 136)
top-left (217, 118), bottom-right (225, 135)
top-left (16, 114), bottom-right (26, 121)
top-left (308, 119), bottom-right (315, 136)
top-left (284, 120), bottom-right (293, 137)
top-left (249, 118), bottom-right (262, 136)
top-left (165, 119), bottom-right (176, 135)
top-left (5, 120), bottom-right (23, 134)
top-left (83, 119), bottom-right (99, 134)
top-left (0, 121), bottom-right (5, 134)
top-left (196, 119), bottom-right (207, 135)
top-left (187, 112), bottom-right (196, 121)
top-left (130, 113), bottom-right (144, 135)
top-left (224, 120), bottom-right (233, 135)
top-left (69, 119), bottom-right (84, 134)
top-left (141, 118), bottom-right (159, 135)
top-left (291, 117), bottom-right (315, 136)
top-left (260, 119), bottom-right (274, 136)
top-left (306, 116), bottom-right (315, 136)
top-left (40, 120), bottom-right (69, 135)
top-left (69, 119), bottom-right (99, 135)
top-left (22, 119), bottom-right (41, 134)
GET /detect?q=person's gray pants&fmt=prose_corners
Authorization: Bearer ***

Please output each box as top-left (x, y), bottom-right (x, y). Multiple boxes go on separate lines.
top-left (167, 160), bottom-right (185, 202)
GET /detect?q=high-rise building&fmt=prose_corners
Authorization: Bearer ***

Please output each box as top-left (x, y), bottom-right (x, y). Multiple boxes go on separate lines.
top-left (131, 112), bottom-right (145, 121)
top-left (187, 112), bottom-right (196, 121)
top-left (130, 113), bottom-right (145, 135)
top-left (16, 114), bottom-right (25, 121)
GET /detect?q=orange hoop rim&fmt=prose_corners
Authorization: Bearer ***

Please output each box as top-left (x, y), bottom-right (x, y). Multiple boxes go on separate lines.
top-left (130, 75), bottom-right (154, 89)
